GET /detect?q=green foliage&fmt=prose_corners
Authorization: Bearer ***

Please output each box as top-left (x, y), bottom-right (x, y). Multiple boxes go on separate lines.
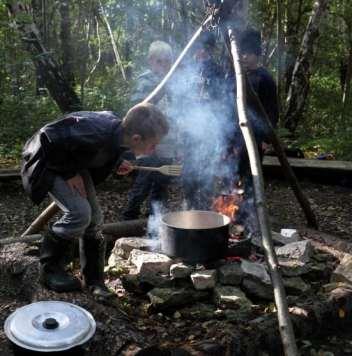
top-left (1, 0), bottom-right (352, 165)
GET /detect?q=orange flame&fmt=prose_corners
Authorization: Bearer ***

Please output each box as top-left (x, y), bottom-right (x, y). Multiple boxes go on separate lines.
top-left (212, 193), bottom-right (242, 221)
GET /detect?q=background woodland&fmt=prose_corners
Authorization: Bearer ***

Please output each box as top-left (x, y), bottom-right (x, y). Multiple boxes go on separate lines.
top-left (1, 0), bottom-right (352, 164)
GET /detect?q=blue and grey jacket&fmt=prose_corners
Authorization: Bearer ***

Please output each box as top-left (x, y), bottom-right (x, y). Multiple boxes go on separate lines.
top-left (21, 111), bottom-right (126, 204)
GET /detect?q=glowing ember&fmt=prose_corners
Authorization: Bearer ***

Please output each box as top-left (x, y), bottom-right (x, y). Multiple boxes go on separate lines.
top-left (212, 193), bottom-right (242, 221)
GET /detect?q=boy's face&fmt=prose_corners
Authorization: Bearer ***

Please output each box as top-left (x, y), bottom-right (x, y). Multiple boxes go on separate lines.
top-left (130, 135), bottom-right (161, 156)
top-left (149, 55), bottom-right (172, 77)
top-left (194, 47), bottom-right (211, 63)
top-left (241, 52), bottom-right (259, 70)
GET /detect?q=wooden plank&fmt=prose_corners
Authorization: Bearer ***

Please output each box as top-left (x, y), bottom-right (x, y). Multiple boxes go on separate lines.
top-left (263, 156), bottom-right (352, 171)
top-left (1, 157), bottom-right (352, 183)
top-left (0, 169), bottom-right (20, 180)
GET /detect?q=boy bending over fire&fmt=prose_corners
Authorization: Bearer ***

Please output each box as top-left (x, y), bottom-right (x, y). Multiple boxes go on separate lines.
top-left (21, 104), bottom-right (169, 298)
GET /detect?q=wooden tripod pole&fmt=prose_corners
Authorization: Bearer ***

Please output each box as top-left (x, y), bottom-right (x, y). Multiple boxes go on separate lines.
top-left (245, 80), bottom-right (318, 228)
top-left (228, 27), bottom-right (298, 356)
top-left (21, 202), bottom-right (59, 236)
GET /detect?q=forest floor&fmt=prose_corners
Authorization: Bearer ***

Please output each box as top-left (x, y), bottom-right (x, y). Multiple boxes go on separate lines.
top-left (0, 175), bottom-right (352, 355)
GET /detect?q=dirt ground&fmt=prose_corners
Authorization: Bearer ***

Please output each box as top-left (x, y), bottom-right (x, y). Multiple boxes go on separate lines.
top-left (0, 175), bottom-right (352, 355)
top-left (1, 175), bottom-right (351, 238)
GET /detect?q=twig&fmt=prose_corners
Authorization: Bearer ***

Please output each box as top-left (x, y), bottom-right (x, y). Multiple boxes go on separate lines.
top-left (99, 1), bottom-right (126, 81)
top-left (84, 16), bottom-right (102, 86)
top-left (228, 27), bottom-right (298, 356)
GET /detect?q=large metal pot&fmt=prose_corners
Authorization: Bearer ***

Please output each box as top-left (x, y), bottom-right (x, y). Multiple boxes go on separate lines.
top-left (161, 210), bottom-right (231, 263)
top-left (4, 301), bottom-right (96, 355)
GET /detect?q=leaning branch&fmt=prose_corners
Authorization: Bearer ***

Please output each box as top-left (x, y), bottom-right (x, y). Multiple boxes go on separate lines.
top-left (3, 219), bottom-right (148, 246)
top-left (246, 82), bottom-right (318, 228)
top-left (228, 28), bottom-right (298, 356)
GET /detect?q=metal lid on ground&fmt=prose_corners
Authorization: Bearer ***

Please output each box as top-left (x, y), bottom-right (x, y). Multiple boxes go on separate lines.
top-left (4, 301), bottom-right (96, 352)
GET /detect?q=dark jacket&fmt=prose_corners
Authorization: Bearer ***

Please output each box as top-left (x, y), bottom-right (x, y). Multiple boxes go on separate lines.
top-left (21, 111), bottom-right (126, 205)
top-left (246, 66), bottom-right (279, 128)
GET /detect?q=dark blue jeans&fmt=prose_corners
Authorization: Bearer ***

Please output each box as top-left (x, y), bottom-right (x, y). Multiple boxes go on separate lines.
top-left (122, 155), bottom-right (172, 220)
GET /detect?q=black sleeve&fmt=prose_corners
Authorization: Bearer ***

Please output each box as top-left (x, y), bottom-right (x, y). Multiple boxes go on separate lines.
top-left (258, 71), bottom-right (279, 128)
top-left (41, 116), bottom-right (108, 178)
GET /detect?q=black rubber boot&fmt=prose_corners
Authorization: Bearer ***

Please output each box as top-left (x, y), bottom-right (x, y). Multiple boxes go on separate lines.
top-left (79, 233), bottom-right (114, 300)
top-left (39, 230), bottom-right (82, 292)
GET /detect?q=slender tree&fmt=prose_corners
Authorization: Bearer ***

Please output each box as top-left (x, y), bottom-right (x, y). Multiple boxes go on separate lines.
top-left (284, 0), bottom-right (330, 133)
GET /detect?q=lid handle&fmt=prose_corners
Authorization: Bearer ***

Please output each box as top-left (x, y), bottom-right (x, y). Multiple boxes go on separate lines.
top-left (43, 318), bottom-right (59, 330)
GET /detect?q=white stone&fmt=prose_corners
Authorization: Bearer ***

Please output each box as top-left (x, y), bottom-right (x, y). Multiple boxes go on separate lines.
top-left (280, 229), bottom-right (299, 240)
top-left (128, 249), bottom-right (173, 276)
top-left (272, 231), bottom-right (299, 245)
top-left (111, 237), bottom-right (160, 259)
top-left (170, 263), bottom-right (194, 279)
top-left (191, 269), bottom-right (217, 290)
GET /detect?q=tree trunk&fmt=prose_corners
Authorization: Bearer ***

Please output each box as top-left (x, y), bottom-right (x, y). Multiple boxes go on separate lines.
top-left (6, 2), bottom-right (82, 112)
top-left (59, 0), bottom-right (75, 87)
top-left (284, 0), bottom-right (330, 133)
top-left (276, 0), bottom-right (284, 120)
top-left (341, 46), bottom-right (352, 124)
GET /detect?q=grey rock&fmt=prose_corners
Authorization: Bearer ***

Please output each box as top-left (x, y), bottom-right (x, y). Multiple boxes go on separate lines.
top-left (276, 240), bottom-right (313, 263)
top-left (147, 287), bottom-right (209, 310)
top-left (283, 277), bottom-right (311, 295)
top-left (331, 254), bottom-right (352, 285)
top-left (251, 231), bottom-right (299, 250)
top-left (241, 260), bottom-right (271, 285)
top-left (213, 285), bottom-right (252, 310)
top-left (218, 262), bottom-right (244, 285)
top-left (179, 303), bottom-right (217, 321)
top-left (242, 278), bottom-right (274, 300)
top-left (278, 259), bottom-right (311, 277)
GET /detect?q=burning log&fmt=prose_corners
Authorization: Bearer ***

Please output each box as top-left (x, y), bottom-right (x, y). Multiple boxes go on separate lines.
top-left (212, 192), bottom-right (242, 221)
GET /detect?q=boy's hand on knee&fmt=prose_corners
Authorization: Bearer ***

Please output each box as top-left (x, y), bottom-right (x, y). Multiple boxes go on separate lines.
top-left (67, 174), bottom-right (87, 198)
top-left (116, 160), bottom-right (133, 176)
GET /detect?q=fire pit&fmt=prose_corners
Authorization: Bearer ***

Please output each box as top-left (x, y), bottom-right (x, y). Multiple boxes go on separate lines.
top-left (160, 210), bottom-right (231, 264)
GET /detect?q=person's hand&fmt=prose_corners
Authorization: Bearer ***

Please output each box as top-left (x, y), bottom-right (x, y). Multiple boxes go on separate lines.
top-left (116, 160), bottom-right (134, 175)
top-left (262, 142), bottom-right (273, 154)
top-left (66, 174), bottom-right (87, 198)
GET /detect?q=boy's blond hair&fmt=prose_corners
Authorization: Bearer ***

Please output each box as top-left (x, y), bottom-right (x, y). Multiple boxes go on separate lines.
top-left (148, 41), bottom-right (173, 61)
top-left (122, 103), bottom-right (169, 140)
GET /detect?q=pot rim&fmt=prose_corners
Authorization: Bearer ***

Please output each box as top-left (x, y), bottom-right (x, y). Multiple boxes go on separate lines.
top-left (161, 210), bottom-right (231, 230)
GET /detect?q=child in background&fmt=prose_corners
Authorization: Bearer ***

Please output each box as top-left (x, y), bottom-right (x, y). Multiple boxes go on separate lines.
top-left (122, 41), bottom-right (175, 220)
